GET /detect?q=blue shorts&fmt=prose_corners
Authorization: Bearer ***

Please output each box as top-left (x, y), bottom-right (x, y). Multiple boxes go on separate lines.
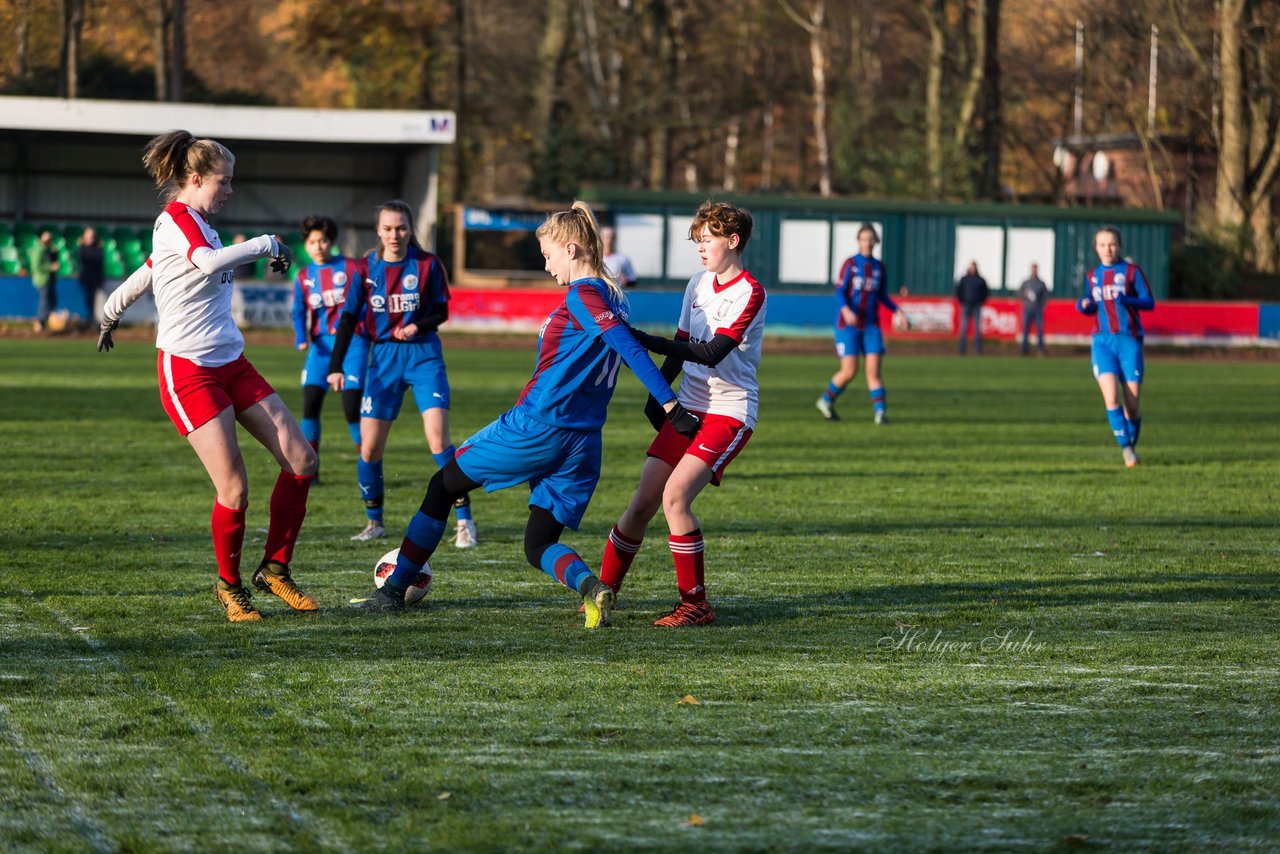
top-left (455, 407), bottom-right (602, 530)
top-left (835, 325), bottom-right (885, 357)
top-left (301, 333), bottom-right (370, 389)
top-left (1091, 334), bottom-right (1144, 384)
top-left (362, 338), bottom-right (450, 421)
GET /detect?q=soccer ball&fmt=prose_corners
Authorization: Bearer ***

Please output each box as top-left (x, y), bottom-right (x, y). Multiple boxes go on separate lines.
top-left (374, 548), bottom-right (432, 605)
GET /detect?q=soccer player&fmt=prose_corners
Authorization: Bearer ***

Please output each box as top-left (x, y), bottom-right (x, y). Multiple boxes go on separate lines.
top-left (350, 200), bottom-right (700, 628)
top-left (96, 130), bottom-right (318, 622)
top-left (292, 215), bottom-right (368, 482)
top-left (1077, 226), bottom-right (1154, 468)
top-left (325, 201), bottom-right (478, 549)
top-left (816, 223), bottom-right (907, 424)
top-left (603, 201), bottom-right (764, 626)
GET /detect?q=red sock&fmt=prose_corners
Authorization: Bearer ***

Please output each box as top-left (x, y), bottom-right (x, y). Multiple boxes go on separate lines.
top-left (211, 499), bottom-right (247, 585)
top-left (669, 529), bottom-right (705, 604)
top-left (262, 472), bottom-right (314, 566)
top-left (599, 525), bottom-right (643, 592)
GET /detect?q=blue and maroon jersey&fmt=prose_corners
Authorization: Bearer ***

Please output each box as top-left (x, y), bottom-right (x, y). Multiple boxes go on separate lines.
top-left (292, 257), bottom-right (364, 345)
top-left (1084, 262), bottom-right (1153, 338)
top-left (835, 254), bottom-right (897, 330)
top-left (339, 246), bottom-right (450, 344)
top-left (514, 278), bottom-right (631, 430)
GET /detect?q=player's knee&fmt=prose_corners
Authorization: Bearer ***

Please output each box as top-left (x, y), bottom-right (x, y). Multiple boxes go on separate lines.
top-left (294, 443), bottom-right (319, 477)
top-left (218, 481), bottom-right (249, 510)
top-left (661, 487), bottom-right (691, 519)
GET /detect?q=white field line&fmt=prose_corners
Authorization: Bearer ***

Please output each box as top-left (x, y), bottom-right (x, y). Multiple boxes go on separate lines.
top-left (29, 592), bottom-right (354, 854)
top-left (0, 703), bottom-right (117, 854)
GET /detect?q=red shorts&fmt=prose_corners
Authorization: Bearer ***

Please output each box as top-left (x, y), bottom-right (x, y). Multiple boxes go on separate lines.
top-left (647, 410), bottom-right (753, 486)
top-left (157, 351), bottom-right (275, 436)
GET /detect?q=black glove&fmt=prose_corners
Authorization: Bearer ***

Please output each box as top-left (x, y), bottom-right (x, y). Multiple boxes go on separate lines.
top-left (97, 319), bottom-right (118, 353)
top-left (664, 401), bottom-right (701, 439)
top-left (643, 395), bottom-right (665, 432)
top-left (270, 241), bottom-right (293, 276)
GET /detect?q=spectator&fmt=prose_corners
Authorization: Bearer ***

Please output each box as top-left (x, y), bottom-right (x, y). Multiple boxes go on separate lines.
top-left (955, 261), bottom-right (988, 355)
top-left (602, 226), bottom-right (638, 289)
top-left (1019, 262), bottom-right (1049, 356)
top-left (77, 227), bottom-right (106, 330)
top-left (28, 230), bottom-right (61, 333)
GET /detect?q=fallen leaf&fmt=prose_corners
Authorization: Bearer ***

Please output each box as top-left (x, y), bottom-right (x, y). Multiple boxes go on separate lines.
top-left (678, 694), bottom-right (700, 705)
top-left (1064, 834), bottom-right (1089, 846)
top-left (437, 791), bottom-right (452, 800)
top-left (893, 620), bottom-right (918, 628)
top-left (684, 814), bottom-right (705, 827)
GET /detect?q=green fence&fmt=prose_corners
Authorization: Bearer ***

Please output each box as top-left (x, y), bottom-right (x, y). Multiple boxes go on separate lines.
top-left (581, 189), bottom-right (1177, 299)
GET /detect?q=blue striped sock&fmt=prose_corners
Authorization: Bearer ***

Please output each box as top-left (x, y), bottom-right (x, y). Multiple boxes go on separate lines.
top-left (1106, 408), bottom-right (1129, 447)
top-left (300, 417), bottom-right (320, 443)
top-left (357, 458), bottom-right (384, 521)
top-left (539, 543), bottom-right (593, 592)
top-left (823, 381), bottom-right (844, 404)
top-left (389, 512), bottom-right (447, 588)
top-left (869, 386), bottom-right (886, 414)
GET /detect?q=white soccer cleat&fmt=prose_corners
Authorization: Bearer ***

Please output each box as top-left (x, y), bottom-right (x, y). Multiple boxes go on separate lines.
top-left (454, 519), bottom-right (478, 549)
top-left (816, 398), bottom-right (838, 421)
top-left (1121, 445), bottom-right (1140, 468)
top-left (874, 410), bottom-right (889, 425)
top-left (351, 520), bottom-right (388, 542)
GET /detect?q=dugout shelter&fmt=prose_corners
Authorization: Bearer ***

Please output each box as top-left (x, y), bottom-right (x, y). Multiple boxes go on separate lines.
top-left (0, 95), bottom-right (455, 283)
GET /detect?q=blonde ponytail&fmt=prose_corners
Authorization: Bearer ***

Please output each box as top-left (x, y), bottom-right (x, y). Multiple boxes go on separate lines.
top-left (536, 201), bottom-right (627, 307)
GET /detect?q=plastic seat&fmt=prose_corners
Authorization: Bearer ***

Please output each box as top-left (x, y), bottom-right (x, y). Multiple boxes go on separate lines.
top-left (103, 251), bottom-right (125, 278)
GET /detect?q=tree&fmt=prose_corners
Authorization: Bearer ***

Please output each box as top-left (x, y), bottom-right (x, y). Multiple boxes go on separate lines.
top-left (152, 0), bottom-right (184, 101)
top-left (58, 0), bottom-right (84, 98)
top-left (780, 0), bottom-right (832, 196)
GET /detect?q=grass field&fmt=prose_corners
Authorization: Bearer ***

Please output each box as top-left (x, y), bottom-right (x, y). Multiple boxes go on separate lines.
top-left (1, 334), bottom-right (1278, 851)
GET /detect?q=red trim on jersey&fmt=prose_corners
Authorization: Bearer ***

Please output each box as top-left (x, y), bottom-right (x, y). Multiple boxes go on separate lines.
top-left (164, 201), bottom-right (213, 263)
top-left (1123, 264), bottom-right (1142, 338)
top-left (854, 258), bottom-right (872, 330)
top-left (572, 281), bottom-right (623, 333)
top-left (1100, 268), bottom-right (1120, 334)
top-left (714, 273), bottom-right (766, 342)
top-left (675, 329), bottom-right (690, 341)
top-left (145, 257), bottom-right (153, 268)
top-left (515, 306), bottom-right (569, 407)
top-left (711, 269), bottom-right (747, 294)
top-left (837, 258), bottom-right (855, 321)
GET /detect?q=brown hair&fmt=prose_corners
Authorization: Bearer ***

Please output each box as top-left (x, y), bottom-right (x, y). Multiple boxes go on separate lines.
top-left (374, 200), bottom-right (422, 257)
top-left (142, 130), bottom-right (234, 203)
top-left (536, 201), bottom-right (624, 303)
top-left (858, 222), bottom-right (880, 244)
top-left (1095, 226), bottom-right (1123, 247)
top-left (302, 215), bottom-right (338, 243)
top-left (688, 200), bottom-right (753, 252)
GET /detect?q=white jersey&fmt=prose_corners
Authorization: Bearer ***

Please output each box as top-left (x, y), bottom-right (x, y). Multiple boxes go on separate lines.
top-left (145, 201), bottom-right (275, 366)
top-left (675, 269), bottom-right (766, 428)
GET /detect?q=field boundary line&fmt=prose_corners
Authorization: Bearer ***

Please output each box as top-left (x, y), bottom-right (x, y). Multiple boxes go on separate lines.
top-left (0, 703), bottom-right (118, 854)
top-left (28, 591), bottom-right (354, 854)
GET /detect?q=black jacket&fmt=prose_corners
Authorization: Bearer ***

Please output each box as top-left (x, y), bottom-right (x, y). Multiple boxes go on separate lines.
top-left (955, 274), bottom-right (989, 307)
